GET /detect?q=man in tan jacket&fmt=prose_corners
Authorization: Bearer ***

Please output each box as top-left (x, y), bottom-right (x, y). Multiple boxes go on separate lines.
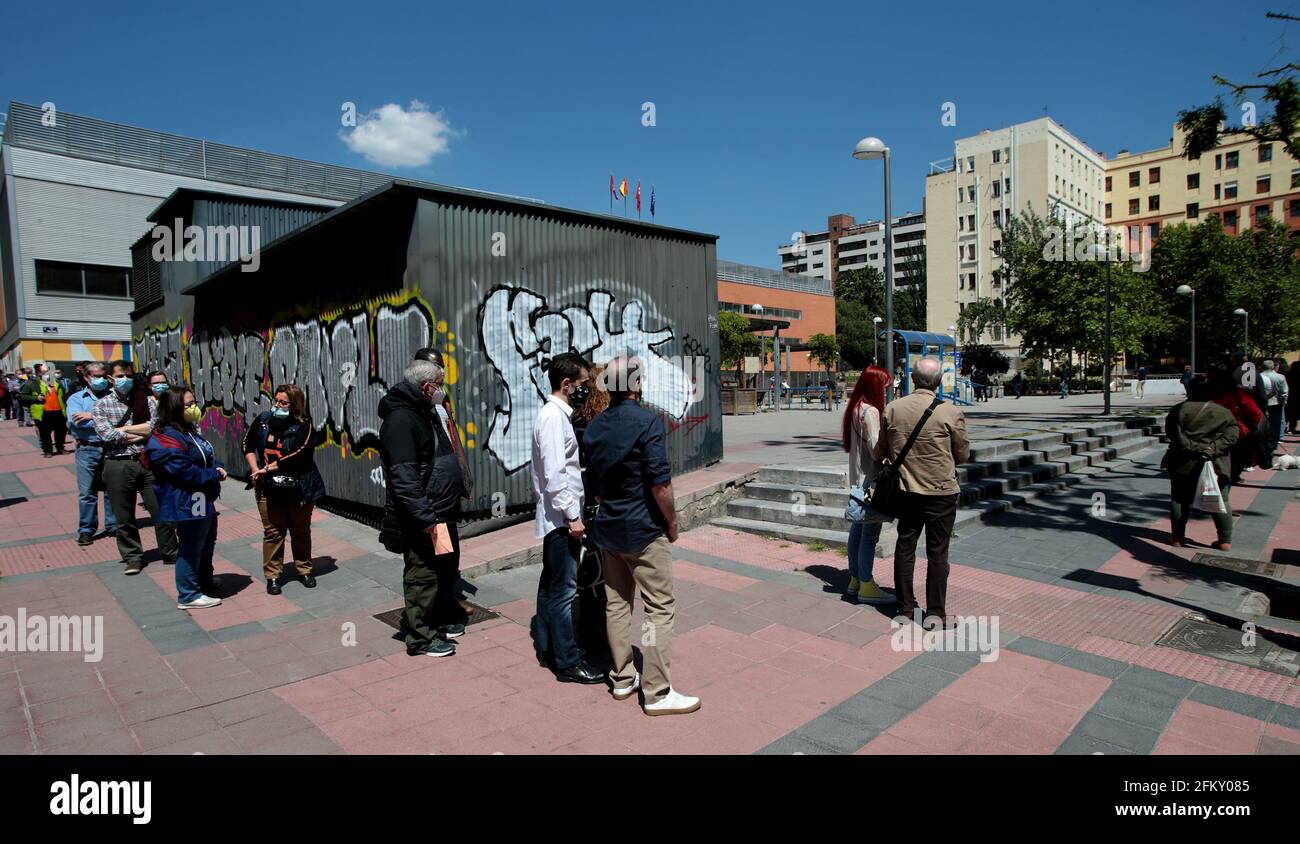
top-left (873, 357), bottom-right (969, 627)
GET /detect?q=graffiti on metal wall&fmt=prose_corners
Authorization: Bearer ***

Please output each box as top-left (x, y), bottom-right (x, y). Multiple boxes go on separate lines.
top-left (135, 298), bottom-right (433, 450)
top-left (479, 283), bottom-right (697, 473)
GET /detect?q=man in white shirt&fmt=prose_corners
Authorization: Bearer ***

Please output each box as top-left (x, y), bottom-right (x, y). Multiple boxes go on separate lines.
top-left (1260, 358), bottom-right (1290, 454)
top-left (530, 352), bottom-right (603, 684)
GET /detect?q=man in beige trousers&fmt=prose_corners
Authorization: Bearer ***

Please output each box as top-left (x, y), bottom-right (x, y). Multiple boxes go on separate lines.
top-left (873, 357), bottom-right (970, 628)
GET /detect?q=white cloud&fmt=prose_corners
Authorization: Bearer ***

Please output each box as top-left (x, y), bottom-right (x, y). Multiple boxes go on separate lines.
top-left (339, 100), bottom-right (457, 168)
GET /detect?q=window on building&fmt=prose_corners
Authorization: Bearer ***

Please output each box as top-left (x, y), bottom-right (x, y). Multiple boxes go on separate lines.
top-left (1149, 167), bottom-right (1160, 184)
top-left (967, 156), bottom-right (975, 172)
top-left (1257, 176), bottom-right (1271, 194)
top-left (1224, 209), bottom-right (1238, 229)
top-left (958, 217), bottom-right (964, 231)
top-left (1005, 177), bottom-right (1011, 193)
top-left (1105, 202), bottom-right (1112, 217)
top-left (993, 210), bottom-right (1001, 227)
top-left (1187, 203), bottom-right (1199, 219)
top-left (993, 240), bottom-right (1001, 255)
top-left (35, 260), bottom-right (131, 298)
top-left (1259, 144), bottom-right (1273, 163)
top-left (1291, 199), bottom-right (1300, 217)
top-left (992, 149), bottom-right (1001, 163)
top-left (1256, 204), bottom-right (1270, 220)
top-left (1129, 171), bottom-right (1140, 187)
top-left (1105, 176), bottom-right (1112, 191)
top-left (967, 186), bottom-right (975, 202)
top-left (1292, 169), bottom-right (1300, 189)
top-left (992, 181), bottom-right (1001, 197)
top-left (1149, 195), bottom-right (1160, 211)
top-left (1224, 181), bottom-right (1238, 199)
top-left (1215, 153), bottom-right (1222, 169)
top-left (968, 214), bottom-right (975, 230)
top-left (1215, 183), bottom-right (1222, 199)
top-left (1226, 150), bottom-right (1239, 168)
top-left (1128, 198), bottom-right (1139, 214)
top-left (812, 263), bottom-right (823, 269)
top-left (1148, 222), bottom-right (1160, 239)
top-left (1187, 173), bottom-right (1200, 190)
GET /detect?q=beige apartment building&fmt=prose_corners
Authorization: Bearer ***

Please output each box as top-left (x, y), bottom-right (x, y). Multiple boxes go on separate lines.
top-left (1104, 123), bottom-right (1300, 242)
top-left (925, 117), bottom-right (1105, 361)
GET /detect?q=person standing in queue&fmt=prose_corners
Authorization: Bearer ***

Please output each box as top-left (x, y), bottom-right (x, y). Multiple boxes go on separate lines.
top-left (67, 362), bottom-right (117, 545)
top-left (145, 386), bottom-right (226, 608)
top-left (379, 359), bottom-right (465, 657)
top-left (242, 384), bottom-right (325, 595)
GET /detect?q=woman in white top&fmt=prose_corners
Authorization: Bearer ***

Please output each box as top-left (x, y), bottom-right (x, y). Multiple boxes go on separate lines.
top-left (841, 365), bottom-right (893, 604)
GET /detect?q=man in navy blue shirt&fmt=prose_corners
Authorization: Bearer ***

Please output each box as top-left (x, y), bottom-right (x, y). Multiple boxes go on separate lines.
top-left (584, 356), bottom-right (699, 716)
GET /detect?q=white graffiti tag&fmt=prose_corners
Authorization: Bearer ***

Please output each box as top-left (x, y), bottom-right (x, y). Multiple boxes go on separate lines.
top-left (480, 284), bottom-right (693, 472)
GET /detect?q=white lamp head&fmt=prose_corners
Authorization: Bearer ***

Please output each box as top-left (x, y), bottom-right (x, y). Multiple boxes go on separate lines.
top-left (1176, 284), bottom-right (1194, 296)
top-left (853, 137), bottom-right (888, 160)
top-left (873, 316), bottom-right (883, 324)
top-left (1233, 308), bottom-right (1248, 316)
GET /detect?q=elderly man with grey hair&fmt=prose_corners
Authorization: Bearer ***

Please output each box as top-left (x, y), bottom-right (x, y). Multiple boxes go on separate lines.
top-left (1257, 358), bottom-right (1290, 454)
top-left (872, 356), bottom-right (969, 629)
top-left (378, 358), bottom-right (465, 657)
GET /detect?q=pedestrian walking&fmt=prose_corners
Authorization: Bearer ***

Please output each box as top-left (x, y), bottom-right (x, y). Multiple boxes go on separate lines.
top-left (145, 386), bottom-right (227, 609)
top-left (67, 362), bottom-right (117, 545)
top-left (93, 360), bottom-right (179, 575)
top-left (1135, 366), bottom-right (1147, 399)
top-left (841, 365), bottom-right (892, 604)
top-left (4, 372), bottom-right (18, 420)
top-left (1166, 374), bottom-right (1239, 550)
top-left (1211, 364), bottom-right (1264, 485)
top-left (378, 359), bottom-right (464, 657)
top-left (1011, 370), bottom-right (1023, 399)
top-left (873, 357), bottom-right (970, 629)
top-left (242, 384), bottom-right (325, 595)
top-left (529, 352), bottom-right (604, 683)
top-left (970, 367), bottom-right (984, 402)
top-left (585, 356), bottom-right (699, 715)
top-left (1058, 366), bottom-right (1070, 399)
top-left (20, 363), bottom-right (68, 457)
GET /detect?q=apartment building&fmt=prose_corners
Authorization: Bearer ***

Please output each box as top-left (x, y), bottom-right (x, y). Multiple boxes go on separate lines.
top-left (717, 259), bottom-right (835, 376)
top-left (777, 212), bottom-right (925, 287)
top-left (925, 117), bottom-right (1105, 359)
top-left (1104, 122), bottom-right (1300, 241)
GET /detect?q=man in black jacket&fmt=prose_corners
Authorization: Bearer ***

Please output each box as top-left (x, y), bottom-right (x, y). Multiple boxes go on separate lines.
top-left (379, 359), bottom-right (464, 657)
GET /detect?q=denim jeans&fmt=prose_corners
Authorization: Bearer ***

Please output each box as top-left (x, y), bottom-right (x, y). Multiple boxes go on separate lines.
top-left (74, 444), bottom-right (116, 536)
top-left (847, 520), bottom-right (883, 582)
top-left (1268, 405), bottom-right (1285, 453)
top-left (534, 527), bottom-right (581, 669)
top-left (175, 515), bottom-right (218, 604)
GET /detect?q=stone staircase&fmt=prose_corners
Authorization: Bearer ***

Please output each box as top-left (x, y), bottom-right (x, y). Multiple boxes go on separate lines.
top-left (711, 416), bottom-right (1165, 557)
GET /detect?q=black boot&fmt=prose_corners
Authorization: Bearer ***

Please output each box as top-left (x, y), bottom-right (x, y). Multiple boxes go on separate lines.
top-left (266, 578), bottom-right (282, 595)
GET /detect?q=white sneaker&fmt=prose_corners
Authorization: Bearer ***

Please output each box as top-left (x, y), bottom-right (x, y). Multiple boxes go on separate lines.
top-left (643, 688), bottom-right (701, 716)
top-left (178, 595), bottom-right (222, 610)
top-left (611, 672), bottom-right (641, 700)
top-left (1242, 466), bottom-right (1257, 473)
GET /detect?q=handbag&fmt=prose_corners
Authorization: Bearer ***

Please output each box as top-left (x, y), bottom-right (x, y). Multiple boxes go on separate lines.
top-left (867, 397), bottom-right (943, 520)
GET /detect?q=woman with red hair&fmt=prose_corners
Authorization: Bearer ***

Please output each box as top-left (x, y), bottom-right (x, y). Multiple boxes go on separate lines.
top-left (841, 365), bottom-right (893, 603)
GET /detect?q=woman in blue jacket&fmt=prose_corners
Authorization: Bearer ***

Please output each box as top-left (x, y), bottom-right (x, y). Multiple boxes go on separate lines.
top-left (145, 386), bottom-right (227, 610)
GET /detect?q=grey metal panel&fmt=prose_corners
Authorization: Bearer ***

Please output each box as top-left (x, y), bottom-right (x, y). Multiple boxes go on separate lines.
top-left (132, 188), bottom-right (722, 521)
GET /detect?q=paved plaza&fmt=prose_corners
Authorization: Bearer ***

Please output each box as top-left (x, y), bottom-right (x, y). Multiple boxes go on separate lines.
top-left (2, 390), bottom-right (1299, 755)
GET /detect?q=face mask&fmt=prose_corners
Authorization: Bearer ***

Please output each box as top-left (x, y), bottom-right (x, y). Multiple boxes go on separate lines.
top-left (271, 407), bottom-right (291, 419)
top-left (183, 405), bottom-right (202, 425)
top-left (43, 373), bottom-right (54, 384)
top-left (151, 383), bottom-right (169, 395)
top-left (570, 385), bottom-right (591, 406)
top-left (89, 377), bottom-right (109, 393)
top-left (114, 377), bottom-right (133, 394)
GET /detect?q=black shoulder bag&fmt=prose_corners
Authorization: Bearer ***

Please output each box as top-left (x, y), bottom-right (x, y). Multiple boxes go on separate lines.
top-left (868, 397), bottom-right (942, 520)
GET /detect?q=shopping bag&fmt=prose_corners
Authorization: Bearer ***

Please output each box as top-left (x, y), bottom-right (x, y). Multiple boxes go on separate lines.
top-left (1196, 460), bottom-right (1226, 514)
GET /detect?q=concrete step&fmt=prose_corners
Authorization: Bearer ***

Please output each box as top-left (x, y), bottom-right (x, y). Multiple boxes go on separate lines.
top-left (725, 497), bottom-right (848, 532)
top-left (757, 465), bottom-right (847, 488)
top-left (709, 515), bottom-right (900, 558)
top-left (743, 481), bottom-right (850, 508)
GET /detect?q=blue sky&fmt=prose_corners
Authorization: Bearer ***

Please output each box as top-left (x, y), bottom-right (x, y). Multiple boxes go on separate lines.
top-left (1, 0), bottom-right (1295, 267)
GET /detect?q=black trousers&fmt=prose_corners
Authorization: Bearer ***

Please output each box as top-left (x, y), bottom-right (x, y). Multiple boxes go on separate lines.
top-left (36, 411), bottom-right (67, 455)
top-left (401, 522), bottom-right (463, 653)
top-left (893, 492), bottom-right (958, 621)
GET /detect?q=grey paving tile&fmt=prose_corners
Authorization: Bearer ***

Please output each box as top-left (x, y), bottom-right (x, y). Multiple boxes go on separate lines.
top-left (1055, 733), bottom-right (1138, 755)
top-left (791, 713), bottom-right (877, 754)
top-left (1058, 650), bottom-right (1130, 678)
top-left (831, 694), bottom-right (912, 730)
top-left (1114, 665), bottom-right (1196, 699)
top-left (1091, 686), bottom-right (1182, 732)
top-left (1269, 702), bottom-right (1300, 732)
top-left (756, 734), bottom-right (837, 755)
top-left (1072, 712), bottom-right (1160, 754)
top-left (1187, 684), bottom-right (1277, 722)
top-left (860, 677), bottom-right (935, 710)
top-left (889, 662), bottom-right (962, 692)
top-left (1005, 635), bottom-right (1072, 663)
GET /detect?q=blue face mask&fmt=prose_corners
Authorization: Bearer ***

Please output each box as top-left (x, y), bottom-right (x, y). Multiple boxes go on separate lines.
top-left (114, 377), bottom-right (133, 394)
top-left (89, 377), bottom-right (109, 393)
top-left (271, 407), bottom-right (291, 419)
top-left (151, 383), bottom-right (169, 395)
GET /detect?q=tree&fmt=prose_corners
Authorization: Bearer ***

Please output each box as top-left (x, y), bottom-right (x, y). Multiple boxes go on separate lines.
top-left (835, 265), bottom-right (885, 313)
top-left (835, 297), bottom-right (876, 369)
top-left (959, 343), bottom-right (1010, 376)
top-left (894, 246), bottom-right (928, 331)
top-left (1177, 13), bottom-right (1300, 162)
top-left (718, 310), bottom-right (760, 384)
top-left (956, 297), bottom-right (1006, 344)
top-left (808, 333), bottom-right (840, 408)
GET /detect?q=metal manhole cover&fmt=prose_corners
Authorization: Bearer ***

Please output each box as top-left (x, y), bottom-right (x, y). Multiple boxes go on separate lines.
top-left (1155, 616), bottom-right (1299, 677)
top-left (373, 599), bottom-right (500, 632)
top-left (1188, 553), bottom-right (1281, 577)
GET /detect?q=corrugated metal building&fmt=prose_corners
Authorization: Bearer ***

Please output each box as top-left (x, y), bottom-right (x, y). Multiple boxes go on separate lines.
top-left (133, 180), bottom-right (723, 519)
top-left (0, 100), bottom-right (398, 372)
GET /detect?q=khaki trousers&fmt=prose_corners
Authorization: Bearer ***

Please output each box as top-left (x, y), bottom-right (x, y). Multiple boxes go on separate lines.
top-left (601, 536), bottom-right (675, 703)
top-left (256, 488), bottom-right (314, 579)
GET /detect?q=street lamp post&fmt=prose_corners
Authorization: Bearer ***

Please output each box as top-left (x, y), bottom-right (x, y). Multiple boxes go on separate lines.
top-left (873, 316), bottom-right (883, 365)
top-left (1177, 285), bottom-right (1195, 374)
top-left (1233, 308), bottom-right (1249, 356)
top-left (854, 136), bottom-right (894, 399)
top-left (1103, 241), bottom-right (1113, 416)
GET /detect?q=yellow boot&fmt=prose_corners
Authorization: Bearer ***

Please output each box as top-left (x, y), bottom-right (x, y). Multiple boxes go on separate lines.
top-left (846, 576), bottom-right (861, 597)
top-left (857, 579), bottom-right (893, 604)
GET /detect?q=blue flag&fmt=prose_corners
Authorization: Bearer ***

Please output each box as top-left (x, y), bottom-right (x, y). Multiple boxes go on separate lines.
top-left (650, 185), bottom-right (655, 218)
